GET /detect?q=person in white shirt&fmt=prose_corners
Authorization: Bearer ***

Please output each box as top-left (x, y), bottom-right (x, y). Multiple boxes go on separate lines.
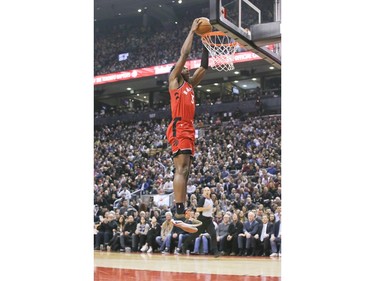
top-left (274, 206), bottom-right (281, 222)
top-left (186, 180), bottom-right (197, 196)
top-left (181, 187), bottom-right (220, 257)
top-left (117, 184), bottom-right (131, 199)
top-left (162, 177), bottom-right (174, 194)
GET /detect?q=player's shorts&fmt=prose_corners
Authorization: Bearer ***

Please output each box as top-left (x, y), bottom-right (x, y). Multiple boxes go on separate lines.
top-left (166, 118), bottom-right (195, 158)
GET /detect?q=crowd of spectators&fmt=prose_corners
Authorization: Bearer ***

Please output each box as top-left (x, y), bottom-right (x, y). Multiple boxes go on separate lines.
top-left (94, 18), bottom-right (204, 75)
top-left (94, 1), bottom-right (275, 76)
top-left (94, 86), bottom-right (281, 121)
top-left (94, 7), bottom-right (205, 76)
top-left (94, 111), bottom-right (282, 257)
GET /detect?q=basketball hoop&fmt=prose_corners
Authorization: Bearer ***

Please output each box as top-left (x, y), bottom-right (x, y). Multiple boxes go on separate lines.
top-left (201, 31), bottom-right (239, 72)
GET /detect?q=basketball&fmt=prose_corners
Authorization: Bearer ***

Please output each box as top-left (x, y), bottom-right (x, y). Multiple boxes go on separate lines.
top-left (195, 17), bottom-right (212, 36)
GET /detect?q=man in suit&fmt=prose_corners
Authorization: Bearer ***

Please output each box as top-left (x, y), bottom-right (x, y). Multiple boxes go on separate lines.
top-left (237, 211), bottom-right (259, 256)
top-left (254, 214), bottom-right (274, 256)
top-left (270, 212), bottom-right (281, 257)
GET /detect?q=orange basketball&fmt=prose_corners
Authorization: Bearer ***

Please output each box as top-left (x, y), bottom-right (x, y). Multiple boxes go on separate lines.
top-left (195, 17), bottom-right (212, 36)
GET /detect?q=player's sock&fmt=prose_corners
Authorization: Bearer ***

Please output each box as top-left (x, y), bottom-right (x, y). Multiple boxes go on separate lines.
top-left (174, 203), bottom-right (185, 219)
top-left (176, 203), bottom-right (184, 214)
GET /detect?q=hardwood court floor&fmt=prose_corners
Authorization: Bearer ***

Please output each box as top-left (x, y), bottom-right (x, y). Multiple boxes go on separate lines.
top-left (94, 251), bottom-right (281, 281)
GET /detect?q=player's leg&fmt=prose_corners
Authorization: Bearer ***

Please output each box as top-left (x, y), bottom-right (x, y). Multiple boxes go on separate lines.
top-left (173, 152), bottom-right (191, 218)
top-left (171, 137), bottom-right (201, 233)
top-left (171, 157), bottom-right (201, 233)
top-left (183, 156), bottom-right (193, 196)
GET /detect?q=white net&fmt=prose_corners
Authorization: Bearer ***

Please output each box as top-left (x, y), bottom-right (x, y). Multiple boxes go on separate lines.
top-left (201, 31), bottom-right (239, 72)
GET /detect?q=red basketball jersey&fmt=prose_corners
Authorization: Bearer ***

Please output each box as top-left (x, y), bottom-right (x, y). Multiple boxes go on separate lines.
top-left (166, 80), bottom-right (196, 156)
top-left (169, 81), bottom-right (195, 121)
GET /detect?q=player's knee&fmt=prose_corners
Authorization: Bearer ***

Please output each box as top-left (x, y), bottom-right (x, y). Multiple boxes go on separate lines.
top-left (175, 165), bottom-right (189, 177)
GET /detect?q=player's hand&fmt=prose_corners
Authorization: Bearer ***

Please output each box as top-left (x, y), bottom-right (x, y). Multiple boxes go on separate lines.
top-left (191, 18), bottom-right (200, 33)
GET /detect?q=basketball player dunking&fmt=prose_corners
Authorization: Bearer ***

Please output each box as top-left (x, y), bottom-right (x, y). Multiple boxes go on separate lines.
top-left (166, 18), bottom-right (209, 233)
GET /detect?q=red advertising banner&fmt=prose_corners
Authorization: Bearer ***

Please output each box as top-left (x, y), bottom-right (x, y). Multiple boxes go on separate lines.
top-left (94, 49), bottom-right (271, 85)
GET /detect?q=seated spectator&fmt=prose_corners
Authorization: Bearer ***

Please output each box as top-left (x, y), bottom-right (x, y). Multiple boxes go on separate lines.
top-left (244, 196), bottom-right (257, 211)
top-left (186, 180), bottom-right (197, 197)
top-left (266, 162), bottom-right (277, 175)
top-left (140, 216), bottom-right (161, 253)
top-left (238, 211), bottom-right (259, 256)
top-left (132, 210), bottom-right (140, 223)
top-left (133, 216), bottom-right (150, 252)
top-left (161, 223), bottom-right (184, 254)
top-left (94, 222), bottom-right (98, 248)
top-left (162, 177), bottom-right (173, 194)
top-left (216, 213), bottom-right (231, 255)
top-left (238, 210), bottom-right (246, 224)
top-left (151, 209), bottom-right (163, 225)
top-left (138, 177), bottom-right (151, 195)
top-left (191, 232), bottom-right (210, 255)
top-left (174, 210), bottom-right (196, 254)
top-left (270, 212), bottom-right (281, 257)
top-left (189, 194), bottom-right (198, 210)
top-left (274, 206), bottom-right (282, 222)
top-left (260, 186), bottom-right (273, 208)
top-left (118, 200), bottom-right (129, 216)
top-left (119, 215), bottom-right (137, 252)
top-left (255, 208), bottom-right (264, 224)
top-left (227, 213), bottom-right (243, 256)
top-left (268, 212), bottom-right (276, 225)
top-left (107, 215), bottom-right (126, 251)
top-left (117, 185), bottom-right (131, 201)
top-left (222, 177), bottom-right (235, 197)
top-left (95, 212), bottom-right (118, 250)
top-left (155, 211), bottom-right (174, 252)
top-left (254, 214), bottom-right (273, 256)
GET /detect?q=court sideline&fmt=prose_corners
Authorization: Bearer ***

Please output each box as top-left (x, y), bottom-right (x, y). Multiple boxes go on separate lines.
top-left (94, 251), bottom-right (281, 281)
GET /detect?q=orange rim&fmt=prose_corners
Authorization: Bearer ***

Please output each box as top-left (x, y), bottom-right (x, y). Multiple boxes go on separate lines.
top-left (201, 31), bottom-right (238, 47)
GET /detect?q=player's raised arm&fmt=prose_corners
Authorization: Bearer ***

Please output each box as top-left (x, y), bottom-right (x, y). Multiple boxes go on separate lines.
top-left (169, 18), bottom-right (200, 85)
top-left (190, 45), bottom-right (208, 87)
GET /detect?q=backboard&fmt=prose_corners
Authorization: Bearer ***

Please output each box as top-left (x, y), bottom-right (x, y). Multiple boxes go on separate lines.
top-left (209, 0), bottom-right (281, 68)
